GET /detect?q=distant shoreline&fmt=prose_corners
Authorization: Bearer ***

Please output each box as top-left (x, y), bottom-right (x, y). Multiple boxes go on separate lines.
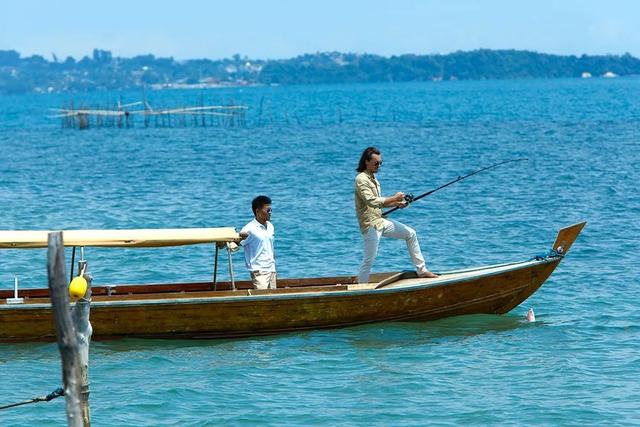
top-left (149, 81), bottom-right (265, 91)
top-left (1, 48), bottom-right (639, 94)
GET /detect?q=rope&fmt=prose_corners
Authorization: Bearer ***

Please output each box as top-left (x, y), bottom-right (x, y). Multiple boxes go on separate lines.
top-left (0, 388), bottom-right (64, 411)
top-left (534, 248), bottom-right (565, 261)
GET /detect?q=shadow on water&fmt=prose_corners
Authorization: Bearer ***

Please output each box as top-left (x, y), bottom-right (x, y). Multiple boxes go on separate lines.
top-left (341, 313), bottom-right (543, 349)
top-left (93, 336), bottom-right (256, 353)
top-left (91, 313), bottom-right (541, 354)
top-left (405, 313), bottom-right (540, 336)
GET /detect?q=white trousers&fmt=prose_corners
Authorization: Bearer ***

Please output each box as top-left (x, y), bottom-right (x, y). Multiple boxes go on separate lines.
top-left (358, 219), bottom-right (427, 283)
top-left (251, 271), bottom-right (277, 289)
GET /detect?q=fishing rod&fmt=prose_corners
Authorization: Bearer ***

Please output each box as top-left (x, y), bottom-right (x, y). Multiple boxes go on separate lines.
top-left (383, 158), bottom-right (529, 216)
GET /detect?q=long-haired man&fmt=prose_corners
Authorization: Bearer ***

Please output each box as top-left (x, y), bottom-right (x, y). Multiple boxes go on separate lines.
top-left (354, 147), bottom-right (437, 283)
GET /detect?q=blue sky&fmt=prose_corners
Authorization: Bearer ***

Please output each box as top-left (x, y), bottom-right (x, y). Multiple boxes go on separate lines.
top-left (2, 0), bottom-right (639, 60)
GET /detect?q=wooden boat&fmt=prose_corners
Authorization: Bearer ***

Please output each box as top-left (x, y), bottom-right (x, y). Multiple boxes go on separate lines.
top-left (0, 222), bottom-right (585, 342)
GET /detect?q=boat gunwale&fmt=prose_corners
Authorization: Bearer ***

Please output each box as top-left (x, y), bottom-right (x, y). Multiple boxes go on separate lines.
top-left (0, 256), bottom-right (559, 310)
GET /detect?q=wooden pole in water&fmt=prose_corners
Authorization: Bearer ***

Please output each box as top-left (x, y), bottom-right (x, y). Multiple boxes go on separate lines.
top-left (47, 232), bottom-right (91, 426)
top-left (73, 258), bottom-right (93, 425)
top-left (78, 113), bottom-right (89, 130)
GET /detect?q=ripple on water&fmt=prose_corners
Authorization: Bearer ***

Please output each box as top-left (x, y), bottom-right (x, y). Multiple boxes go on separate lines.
top-left (1, 79), bottom-right (639, 425)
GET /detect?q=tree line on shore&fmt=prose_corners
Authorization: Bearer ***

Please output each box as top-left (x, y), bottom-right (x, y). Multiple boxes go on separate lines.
top-left (1, 48), bottom-right (639, 94)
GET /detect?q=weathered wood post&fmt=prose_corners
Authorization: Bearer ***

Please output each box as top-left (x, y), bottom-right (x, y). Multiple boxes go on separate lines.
top-left (73, 258), bottom-right (93, 425)
top-left (77, 113), bottom-right (89, 130)
top-left (47, 232), bottom-right (91, 426)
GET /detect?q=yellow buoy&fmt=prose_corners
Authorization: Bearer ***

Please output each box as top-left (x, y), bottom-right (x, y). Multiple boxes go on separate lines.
top-left (69, 276), bottom-right (88, 299)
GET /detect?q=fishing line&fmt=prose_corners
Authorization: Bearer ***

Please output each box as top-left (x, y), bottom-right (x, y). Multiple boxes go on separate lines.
top-left (383, 158), bottom-right (529, 216)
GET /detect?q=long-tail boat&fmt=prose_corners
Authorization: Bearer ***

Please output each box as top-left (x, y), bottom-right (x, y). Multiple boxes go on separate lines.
top-left (0, 222), bottom-right (585, 342)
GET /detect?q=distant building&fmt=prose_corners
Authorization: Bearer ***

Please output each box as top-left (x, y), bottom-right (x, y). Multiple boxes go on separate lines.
top-left (581, 72), bottom-right (592, 78)
top-left (602, 71), bottom-right (617, 78)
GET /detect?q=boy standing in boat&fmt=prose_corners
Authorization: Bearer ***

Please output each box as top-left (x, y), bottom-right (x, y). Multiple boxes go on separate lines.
top-left (354, 147), bottom-right (437, 283)
top-left (237, 195), bottom-right (277, 289)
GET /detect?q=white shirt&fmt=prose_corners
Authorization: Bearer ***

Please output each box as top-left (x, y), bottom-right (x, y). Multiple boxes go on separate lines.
top-left (240, 219), bottom-right (276, 272)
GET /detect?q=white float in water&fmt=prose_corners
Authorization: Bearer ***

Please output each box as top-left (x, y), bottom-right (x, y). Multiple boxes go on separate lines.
top-left (526, 308), bottom-right (536, 322)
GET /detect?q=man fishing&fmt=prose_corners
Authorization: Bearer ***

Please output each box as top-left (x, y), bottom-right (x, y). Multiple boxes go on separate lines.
top-left (354, 146), bottom-right (438, 283)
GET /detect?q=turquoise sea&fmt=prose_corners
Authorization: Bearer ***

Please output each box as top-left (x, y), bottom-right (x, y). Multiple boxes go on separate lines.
top-left (1, 78), bottom-right (639, 425)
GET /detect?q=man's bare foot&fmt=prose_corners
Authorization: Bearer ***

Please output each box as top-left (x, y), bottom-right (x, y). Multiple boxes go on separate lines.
top-left (418, 270), bottom-right (439, 278)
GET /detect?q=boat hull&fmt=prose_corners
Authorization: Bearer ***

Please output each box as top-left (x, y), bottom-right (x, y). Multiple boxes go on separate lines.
top-left (0, 258), bottom-right (560, 342)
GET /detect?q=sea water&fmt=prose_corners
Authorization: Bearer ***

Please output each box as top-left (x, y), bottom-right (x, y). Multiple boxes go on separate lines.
top-left (0, 78), bottom-right (639, 425)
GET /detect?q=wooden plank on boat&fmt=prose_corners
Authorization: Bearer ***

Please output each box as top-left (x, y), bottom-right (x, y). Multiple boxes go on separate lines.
top-left (0, 228), bottom-right (239, 249)
top-left (375, 271), bottom-right (409, 289)
top-left (551, 221), bottom-right (586, 255)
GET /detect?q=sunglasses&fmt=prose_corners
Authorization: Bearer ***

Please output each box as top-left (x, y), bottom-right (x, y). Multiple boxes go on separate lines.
top-left (265, 207), bottom-right (272, 213)
top-left (373, 161), bottom-right (383, 167)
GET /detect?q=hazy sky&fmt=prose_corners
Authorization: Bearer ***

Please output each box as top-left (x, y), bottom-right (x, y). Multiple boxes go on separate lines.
top-left (2, 0), bottom-right (639, 60)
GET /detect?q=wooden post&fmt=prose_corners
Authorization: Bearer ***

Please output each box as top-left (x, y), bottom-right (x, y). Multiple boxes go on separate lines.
top-left (78, 113), bottom-right (89, 130)
top-left (47, 232), bottom-right (88, 427)
top-left (73, 260), bottom-right (92, 425)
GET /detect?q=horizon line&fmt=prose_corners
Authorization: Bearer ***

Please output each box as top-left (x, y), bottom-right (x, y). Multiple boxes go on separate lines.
top-left (2, 47), bottom-right (638, 63)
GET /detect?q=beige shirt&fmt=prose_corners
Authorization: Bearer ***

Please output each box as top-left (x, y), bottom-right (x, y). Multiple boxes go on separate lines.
top-left (354, 171), bottom-right (386, 234)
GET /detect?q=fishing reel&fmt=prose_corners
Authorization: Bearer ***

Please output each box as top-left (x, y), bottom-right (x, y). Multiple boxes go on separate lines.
top-left (403, 193), bottom-right (415, 204)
